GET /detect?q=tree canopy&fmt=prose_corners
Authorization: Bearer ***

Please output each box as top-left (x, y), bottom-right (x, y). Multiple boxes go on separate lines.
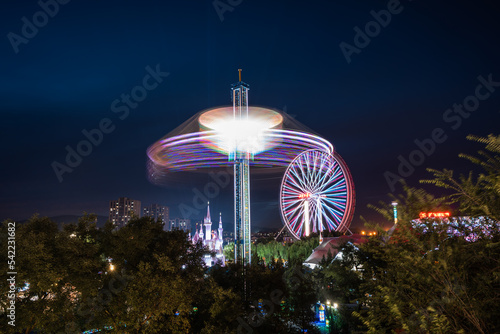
top-left (348, 134), bottom-right (500, 333)
top-left (0, 216), bottom-right (241, 333)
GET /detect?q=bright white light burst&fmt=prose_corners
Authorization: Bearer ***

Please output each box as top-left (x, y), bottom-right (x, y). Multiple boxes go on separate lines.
top-left (210, 119), bottom-right (270, 155)
top-left (199, 107), bottom-right (283, 156)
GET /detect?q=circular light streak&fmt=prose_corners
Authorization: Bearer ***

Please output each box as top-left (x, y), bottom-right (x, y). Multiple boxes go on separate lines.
top-left (279, 150), bottom-right (355, 239)
top-left (147, 129), bottom-right (333, 170)
top-left (147, 107), bottom-right (334, 178)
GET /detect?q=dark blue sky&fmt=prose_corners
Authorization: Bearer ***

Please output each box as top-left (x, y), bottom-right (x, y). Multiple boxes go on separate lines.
top-left (1, 0), bottom-right (499, 230)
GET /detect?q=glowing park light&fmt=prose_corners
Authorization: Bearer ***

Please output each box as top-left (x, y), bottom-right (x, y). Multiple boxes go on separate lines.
top-left (392, 201), bottom-right (398, 224)
top-left (107, 257), bottom-right (115, 272)
top-left (319, 303), bottom-right (325, 322)
top-left (299, 192), bottom-right (311, 199)
top-left (419, 212), bottom-right (451, 219)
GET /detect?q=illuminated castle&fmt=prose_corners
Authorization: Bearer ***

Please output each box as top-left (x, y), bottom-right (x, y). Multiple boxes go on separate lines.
top-left (192, 202), bottom-right (225, 266)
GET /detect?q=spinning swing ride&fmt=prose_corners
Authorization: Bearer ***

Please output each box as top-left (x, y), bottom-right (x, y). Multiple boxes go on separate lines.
top-left (147, 70), bottom-right (355, 264)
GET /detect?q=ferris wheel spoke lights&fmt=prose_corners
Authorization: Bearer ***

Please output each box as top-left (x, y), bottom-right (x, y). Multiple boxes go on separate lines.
top-left (280, 149), bottom-right (355, 239)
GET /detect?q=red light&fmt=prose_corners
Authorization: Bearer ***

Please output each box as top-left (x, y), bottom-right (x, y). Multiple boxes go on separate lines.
top-left (419, 212), bottom-right (451, 219)
top-left (298, 193), bottom-right (311, 199)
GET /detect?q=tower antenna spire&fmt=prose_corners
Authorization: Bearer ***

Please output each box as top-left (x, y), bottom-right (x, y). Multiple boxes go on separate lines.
top-left (238, 69), bottom-right (242, 82)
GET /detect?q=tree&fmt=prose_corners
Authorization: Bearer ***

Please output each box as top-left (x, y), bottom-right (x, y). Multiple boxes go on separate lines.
top-left (0, 214), bottom-right (106, 334)
top-left (91, 217), bottom-right (235, 333)
top-left (0, 215), bottom-right (242, 333)
top-left (341, 135), bottom-right (500, 333)
top-left (367, 180), bottom-right (450, 224)
top-left (422, 134), bottom-right (500, 220)
top-left (353, 216), bottom-right (500, 334)
top-left (282, 264), bottom-right (319, 333)
top-left (223, 242), bottom-right (234, 262)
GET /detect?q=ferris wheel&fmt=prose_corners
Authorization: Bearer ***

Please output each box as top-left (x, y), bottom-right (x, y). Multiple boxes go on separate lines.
top-left (279, 150), bottom-right (355, 239)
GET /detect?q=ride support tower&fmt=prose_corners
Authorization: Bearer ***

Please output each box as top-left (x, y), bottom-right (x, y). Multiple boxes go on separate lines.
top-left (231, 69), bottom-right (251, 265)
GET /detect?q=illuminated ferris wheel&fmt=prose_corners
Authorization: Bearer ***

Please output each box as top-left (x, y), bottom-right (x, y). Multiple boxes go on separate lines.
top-left (280, 150), bottom-right (355, 239)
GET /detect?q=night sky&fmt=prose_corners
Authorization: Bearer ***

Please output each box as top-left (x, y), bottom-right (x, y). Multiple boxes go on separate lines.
top-left (1, 0), bottom-right (500, 230)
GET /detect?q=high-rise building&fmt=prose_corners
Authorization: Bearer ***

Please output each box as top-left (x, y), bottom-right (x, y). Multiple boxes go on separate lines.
top-left (168, 218), bottom-right (191, 232)
top-left (109, 197), bottom-right (141, 227)
top-left (143, 203), bottom-right (169, 225)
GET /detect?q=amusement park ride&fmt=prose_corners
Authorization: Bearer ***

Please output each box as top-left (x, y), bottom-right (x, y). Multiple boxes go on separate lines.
top-left (230, 70), bottom-right (252, 265)
top-left (147, 70), bottom-right (355, 265)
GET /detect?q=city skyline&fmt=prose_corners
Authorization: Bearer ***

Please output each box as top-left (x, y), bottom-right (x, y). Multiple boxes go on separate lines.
top-left (2, 1), bottom-right (500, 230)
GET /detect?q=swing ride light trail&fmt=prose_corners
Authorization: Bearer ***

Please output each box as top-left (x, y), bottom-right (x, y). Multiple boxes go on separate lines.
top-left (147, 128), bottom-right (333, 171)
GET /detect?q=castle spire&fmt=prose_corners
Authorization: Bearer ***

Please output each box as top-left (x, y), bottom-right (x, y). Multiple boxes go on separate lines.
top-left (192, 224), bottom-right (199, 244)
top-left (206, 201), bottom-right (211, 221)
top-left (204, 202), bottom-right (212, 240)
top-left (218, 212), bottom-right (223, 241)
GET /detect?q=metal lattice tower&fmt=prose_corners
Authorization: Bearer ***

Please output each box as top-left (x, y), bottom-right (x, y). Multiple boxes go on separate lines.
top-left (231, 69), bottom-right (251, 265)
